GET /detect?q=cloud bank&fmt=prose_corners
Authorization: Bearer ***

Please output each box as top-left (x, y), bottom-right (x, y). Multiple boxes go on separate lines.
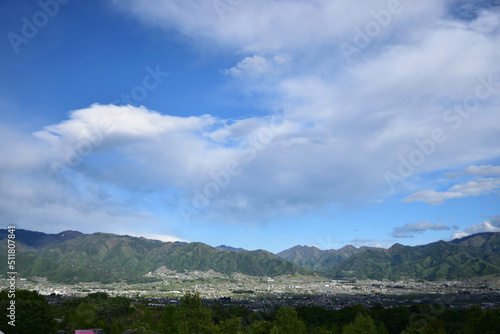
top-left (1, 0), bottom-right (500, 235)
top-left (403, 166), bottom-right (500, 205)
top-left (452, 215), bottom-right (500, 239)
top-left (391, 221), bottom-right (452, 238)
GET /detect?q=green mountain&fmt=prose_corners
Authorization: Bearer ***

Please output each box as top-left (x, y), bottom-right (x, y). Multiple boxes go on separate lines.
top-left (3, 230), bottom-right (500, 283)
top-left (0, 232), bottom-right (313, 283)
top-left (276, 245), bottom-right (372, 270)
top-left (451, 231), bottom-right (500, 253)
top-left (0, 229), bottom-right (84, 249)
top-left (278, 232), bottom-right (500, 280)
top-left (325, 236), bottom-right (500, 280)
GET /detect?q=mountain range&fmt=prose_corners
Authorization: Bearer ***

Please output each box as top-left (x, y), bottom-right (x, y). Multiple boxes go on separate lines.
top-left (276, 244), bottom-right (375, 271)
top-left (278, 232), bottom-right (500, 280)
top-left (1, 229), bottom-right (499, 283)
top-left (0, 230), bottom-right (313, 283)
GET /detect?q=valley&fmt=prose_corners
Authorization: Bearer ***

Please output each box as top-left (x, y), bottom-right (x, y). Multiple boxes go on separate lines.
top-left (4, 269), bottom-right (500, 311)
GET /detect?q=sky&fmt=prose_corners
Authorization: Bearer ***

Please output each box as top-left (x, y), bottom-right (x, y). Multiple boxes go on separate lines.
top-left (1, 0), bottom-right (500, 253)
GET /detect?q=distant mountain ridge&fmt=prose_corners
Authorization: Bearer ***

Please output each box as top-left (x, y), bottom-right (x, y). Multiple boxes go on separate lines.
top-left (451, 231), bottom-right (500, 252)
top-left (0, 231), bottom-right (312, 283)
top-left (216, 245), bottom-right (244, 252)
top-left (276, 244), bottom-right (375, 270)
top-left (2, 229), bottom-right (500, 283)
top-left (0, 229), bottom-right (84, 249)
top-left (278, 232), bottom-right (500, 280)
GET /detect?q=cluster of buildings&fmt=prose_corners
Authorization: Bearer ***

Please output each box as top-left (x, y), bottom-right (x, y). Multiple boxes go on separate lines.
top-left (2, 268), bottom-right (500, 311)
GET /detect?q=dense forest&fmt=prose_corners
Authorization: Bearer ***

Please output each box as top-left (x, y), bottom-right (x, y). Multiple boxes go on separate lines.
top-left (1, 290), bottom-right (500, 333)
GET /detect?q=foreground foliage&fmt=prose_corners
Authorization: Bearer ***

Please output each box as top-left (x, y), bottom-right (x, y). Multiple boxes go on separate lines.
top-left (1, 290), bottom-right (500, 333)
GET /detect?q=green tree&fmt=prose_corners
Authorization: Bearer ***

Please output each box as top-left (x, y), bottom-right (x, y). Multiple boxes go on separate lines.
top-left (337, 304), bottom-right (366, 327)
top-left (464, 306), bottom-right (500, 334)
top-left (142, 308), bottom-right (155, 325)
top-left (342, 313), bottom-right (378, 334)
top-left (159, 305), bottom-right (180, 334)
top-left (246, 320), bottom-right (273, 334)
top-left (218, 316), bottom-right (244, 333)
top-left (0, 290), bottom-right (57, 334)
top-left (377, 322), bottom-right (389, 334)
top-left (178, 292), bottom-right (215, 334)
top-left (74, 301), bottom-right (98, 329)
top-left (135, 308), bottom-right (155, 333)
top-left (313, 326), bottom-right (335, 334)
top-left (271, 306), bottom-right (307, 334)
top-left (110, 320), bottom-right (122, 334)
top-left (371, 305), bottom-right (410, 333)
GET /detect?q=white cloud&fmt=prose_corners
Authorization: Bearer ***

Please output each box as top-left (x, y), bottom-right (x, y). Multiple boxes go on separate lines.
top-left (403, 176), bottom-right (500, 205)
top-left (224, 54), bottom-right (291, 80)
top-left (110, 0), bottom-right (443, 53)
top-left (0, 167), bottom-right (162, 235)
top-left (34, 104), bottom-right (215, 146)
top-left (449, 178), bottom-right (500, 195)
top-left (224, 55), bottom-right (268, 77)
top-left (453, 164), bottom-right (500, 177)
top-left (469, 9), bottom-right (500, 34)
top-left (391, 221), bottom-right (451, 238)
top-left (3, 1), bottom-right (500, 230)
top-left (451, 216), bottom-right (500, 239)
top-left (0, 125), bottom-right (51, 171)
top-left (402, 190), bottom-right (464, 205)
top-left (125, 232), bottom-right (188, 243)
top-left (108, 1), bottom-right (500, 198)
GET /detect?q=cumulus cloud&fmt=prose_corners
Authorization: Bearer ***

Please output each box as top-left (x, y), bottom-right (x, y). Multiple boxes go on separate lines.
top-left (27, 103), bottom-right (423, 220)
top-left (110, 0), bottom-right (443, 53)
top-left (450, 178), bottom-right (500, 195)
top-left (0, 107), bottom-right (193, 238)
top-left (391, 221), bottom-right (451, 238)
top-left (451, 216), bottom-right (500, 239)
top-left (224, 55), bottom-right (269, 78)
top-left (402, 190), bottom-right (464, 205)
top-left (224, 54), bottom-right (291, 78)
top-left (403, 173), bottom-right (500, 205)
top-left (448, 164), bottom-right (500, 177)
top-left (0, 173), bottom-right (162, 235)
top-left (2, 1), bottom-right (500, 231)
top-left (109, 1), bottom-right (500, 195)
top-left (0, 125), bottom-right (51, 171)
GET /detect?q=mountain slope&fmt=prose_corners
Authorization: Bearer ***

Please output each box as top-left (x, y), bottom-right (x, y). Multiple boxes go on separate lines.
top-left (0, 232), bottom-right (313, 283)
top-left (216, 245), bottom-right (244, 252)
top-left (3, 230), bottom-right (500, 283)
top-left (451, 232), bottom-right (500, 254)
top-left (277, 244), bottom-right (372, 271)
top-left (325, 238), bottom-right (500, 280)
top-left (0, 229), bottom-right (84, 249)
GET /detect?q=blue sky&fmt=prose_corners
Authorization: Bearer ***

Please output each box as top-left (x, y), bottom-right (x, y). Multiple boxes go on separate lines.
top-left (1, 0), bottom-right (500, 253)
